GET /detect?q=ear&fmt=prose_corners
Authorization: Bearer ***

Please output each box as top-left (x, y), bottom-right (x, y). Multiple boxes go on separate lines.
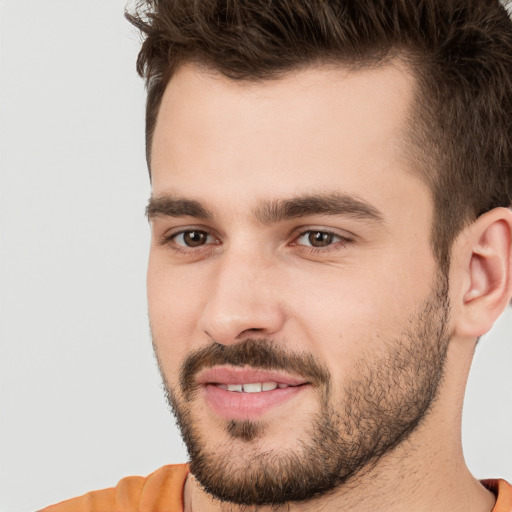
top-left (453, 207), bottom-right (512, 338)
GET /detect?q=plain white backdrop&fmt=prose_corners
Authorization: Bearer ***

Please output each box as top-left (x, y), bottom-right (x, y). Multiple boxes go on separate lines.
top-left (0, 2), bottom-right (511, 511)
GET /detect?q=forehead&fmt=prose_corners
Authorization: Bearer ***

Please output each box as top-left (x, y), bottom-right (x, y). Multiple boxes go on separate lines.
top-left (150, 62), bottom-right (424, 215)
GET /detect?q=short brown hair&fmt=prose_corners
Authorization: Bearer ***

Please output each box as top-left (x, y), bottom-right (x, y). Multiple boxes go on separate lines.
top-left (126, 0), bottom-right (512, 267)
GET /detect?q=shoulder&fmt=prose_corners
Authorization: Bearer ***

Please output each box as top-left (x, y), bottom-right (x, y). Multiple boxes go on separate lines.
top-left (39, 464), bottom-right (189, 512)
top-left (482, 479), bottom-right (512, 512)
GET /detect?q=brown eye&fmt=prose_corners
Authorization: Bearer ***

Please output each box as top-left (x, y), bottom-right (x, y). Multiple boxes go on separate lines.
top-left (174, 230), bottom-right (211, 247)
top-left (307, 231), bottom-right (335, 247)
top-left (294, 230), bottom-right (345, 249)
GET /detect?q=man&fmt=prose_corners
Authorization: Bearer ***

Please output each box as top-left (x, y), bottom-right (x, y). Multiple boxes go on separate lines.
top-left (42, 0), bottom-right (512, 511)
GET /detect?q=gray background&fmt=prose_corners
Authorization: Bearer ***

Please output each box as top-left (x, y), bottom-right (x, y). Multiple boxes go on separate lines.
top-left (0, 2), bottom-right (511, 511)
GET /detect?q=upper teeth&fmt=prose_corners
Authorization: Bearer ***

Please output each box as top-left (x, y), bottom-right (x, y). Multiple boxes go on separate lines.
top-left (217, 382), bottom-right (289, 393)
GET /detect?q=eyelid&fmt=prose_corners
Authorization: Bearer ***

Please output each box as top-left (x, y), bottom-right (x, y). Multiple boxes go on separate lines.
top-left (156, 224), bottom-right (354, 253)
top-left (295, 231), bottom-right (342, 245)
top-left (289, 227), bottom-right (355, 254)
top-left (173, 231), bottom-right (216, 247)
top-left (291, 226), bottom-right (354, 242)
top-left (158, 225), bottom-right (221, 247)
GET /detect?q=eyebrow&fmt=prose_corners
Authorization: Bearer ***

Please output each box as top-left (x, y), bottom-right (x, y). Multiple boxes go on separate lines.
top-left (146, 192), bottom-right (383, 225)
top-left (254, 193), bottom-right (384, 224)
top-left (146, 196), bottom-right (213, 220)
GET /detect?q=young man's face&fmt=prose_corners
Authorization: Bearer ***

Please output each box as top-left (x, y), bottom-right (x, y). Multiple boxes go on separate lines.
top-left (147, 63), bottom-right (450, 504)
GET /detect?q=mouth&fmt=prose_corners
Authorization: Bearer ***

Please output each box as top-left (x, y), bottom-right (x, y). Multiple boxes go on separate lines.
top-left (196, 366), bottom-right (310, 421)
top-left (216, 381), bottom-right (298, 392)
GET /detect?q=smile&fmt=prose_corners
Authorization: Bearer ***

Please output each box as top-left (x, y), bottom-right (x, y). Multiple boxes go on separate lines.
top-left (216, 382), bottom-right (297, 393)
top-left (196, 367), bottom-right (309, 420)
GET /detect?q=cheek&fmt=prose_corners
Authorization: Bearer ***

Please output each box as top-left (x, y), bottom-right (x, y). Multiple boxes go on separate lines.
top-left (286, 254), bottom-right (436, 369)
top-left (148, 251), bottom-right (203, 316)
top-left (147, 255), bottom-right (205, 373)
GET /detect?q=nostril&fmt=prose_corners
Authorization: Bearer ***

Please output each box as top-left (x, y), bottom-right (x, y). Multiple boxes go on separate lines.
top-left (239, 327), bottom-right (265, 337)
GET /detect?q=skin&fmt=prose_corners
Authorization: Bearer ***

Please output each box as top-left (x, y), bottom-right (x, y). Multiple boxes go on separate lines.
top-left (147, 62), bottom-right (507, 511)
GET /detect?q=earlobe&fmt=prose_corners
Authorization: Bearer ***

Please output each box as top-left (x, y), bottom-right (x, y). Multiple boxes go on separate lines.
top-left (455, 207), bottom-right (512, 339)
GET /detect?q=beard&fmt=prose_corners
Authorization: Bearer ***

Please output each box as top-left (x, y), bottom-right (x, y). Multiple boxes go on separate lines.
top-left (154, 272), bottom-right (450, 507)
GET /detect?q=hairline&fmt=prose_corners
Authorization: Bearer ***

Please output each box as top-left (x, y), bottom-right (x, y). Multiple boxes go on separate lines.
top-left (146, 52), bottom-right (414, 169)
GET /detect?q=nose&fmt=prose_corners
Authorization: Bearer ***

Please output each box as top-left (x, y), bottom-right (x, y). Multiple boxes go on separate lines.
top-left (198, 249), bottom-right (286, 345)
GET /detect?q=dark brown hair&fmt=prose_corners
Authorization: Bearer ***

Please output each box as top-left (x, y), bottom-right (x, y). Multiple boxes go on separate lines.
top-left (126, 0), bottom-right (512, 267)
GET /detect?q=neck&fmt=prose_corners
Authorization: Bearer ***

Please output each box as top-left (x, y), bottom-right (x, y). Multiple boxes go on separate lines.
top-left (184, 342), bottom-right (496, 512)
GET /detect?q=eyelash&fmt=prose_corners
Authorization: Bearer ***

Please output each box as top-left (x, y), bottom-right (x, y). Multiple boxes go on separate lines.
top-left (160, 228), bottom-right (352, 255)
top-left (160, 228), bottom-right (218, 255)
top-left (291, 230), bottom-right (351, 253)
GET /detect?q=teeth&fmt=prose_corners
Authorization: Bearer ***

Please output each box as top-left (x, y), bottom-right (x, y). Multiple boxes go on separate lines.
top-left (217, 382), bottom-right (283, 393)
top-left (243, 383), bottom-right (262, 393)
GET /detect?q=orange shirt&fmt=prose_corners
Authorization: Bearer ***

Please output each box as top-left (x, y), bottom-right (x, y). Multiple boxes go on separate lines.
top-left (40, 464), bottom-right (512, 512)
top-left (484, 480), bottom-right (512, 512)
top-left (40, 465), bottom-right (189, 512)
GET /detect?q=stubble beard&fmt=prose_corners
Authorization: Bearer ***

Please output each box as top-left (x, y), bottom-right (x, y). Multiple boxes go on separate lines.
top-left (155, 272), bottom-right (450, 507)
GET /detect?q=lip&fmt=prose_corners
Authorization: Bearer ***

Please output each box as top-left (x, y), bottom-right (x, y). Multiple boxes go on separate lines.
top-left (197, 366), bottom-right (308, 387)
top-left (197, 366), bottom-right (309, 421)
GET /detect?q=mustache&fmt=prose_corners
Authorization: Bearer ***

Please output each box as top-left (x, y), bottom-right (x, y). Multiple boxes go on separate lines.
top-left (179, 338), bottom-right (330, 398)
